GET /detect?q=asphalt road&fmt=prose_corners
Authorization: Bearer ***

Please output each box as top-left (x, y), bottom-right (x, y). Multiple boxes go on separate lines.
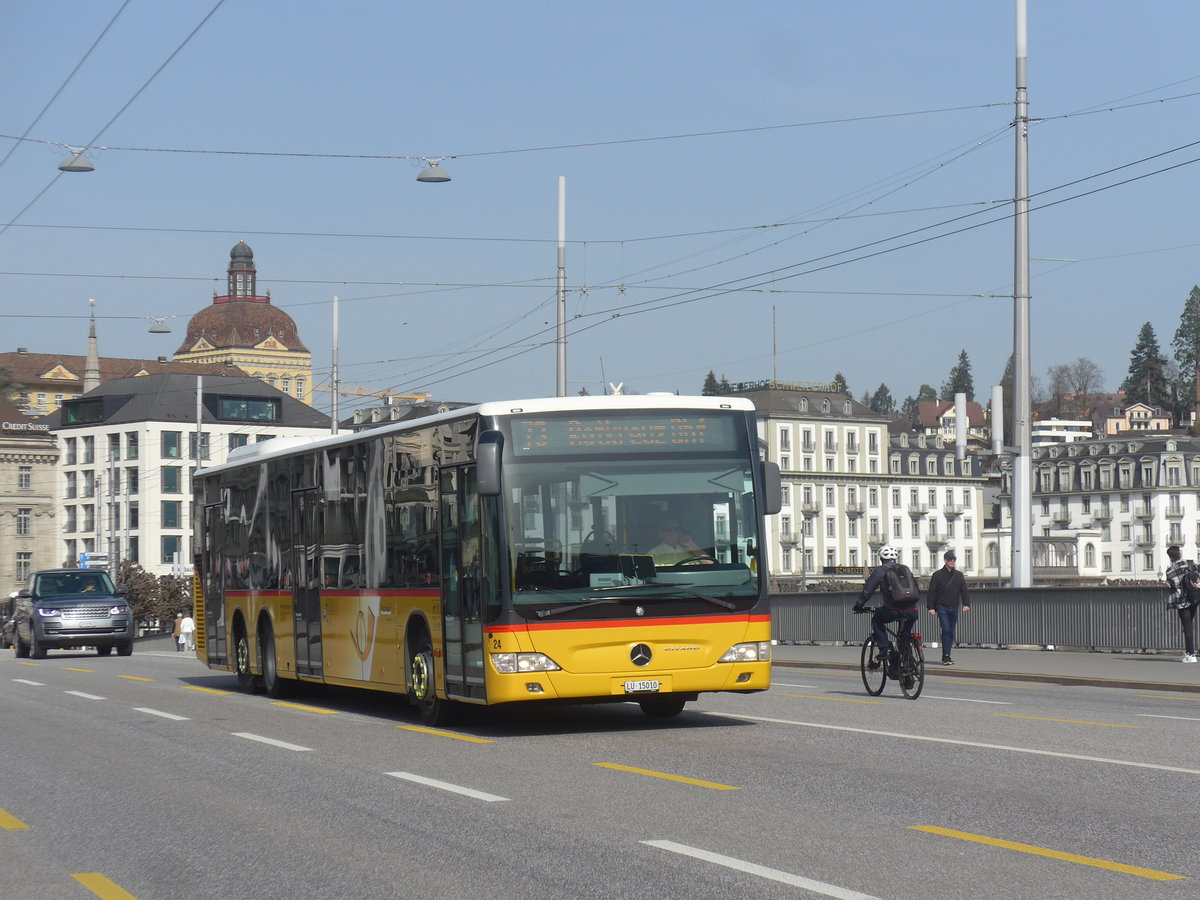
top-left (2, 645), bottom-right (1198, 899)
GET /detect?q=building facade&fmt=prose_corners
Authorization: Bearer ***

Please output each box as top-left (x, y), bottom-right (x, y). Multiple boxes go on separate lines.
top-left (0, 397), bottom-right (58, 589)
top-left (987, 434), bottom-right (1200, 584)
top-left (721, 381), bottom-right (986, 583)
top-left (41, 374), bottom-right (329, 577)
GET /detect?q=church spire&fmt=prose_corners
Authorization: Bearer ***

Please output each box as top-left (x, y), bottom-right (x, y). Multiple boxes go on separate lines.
top-left (83, 298), bottom-right (100, 392)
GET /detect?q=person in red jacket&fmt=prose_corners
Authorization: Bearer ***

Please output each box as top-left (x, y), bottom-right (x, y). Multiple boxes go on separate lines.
top-left (927, 549), bottom-right (970, 666)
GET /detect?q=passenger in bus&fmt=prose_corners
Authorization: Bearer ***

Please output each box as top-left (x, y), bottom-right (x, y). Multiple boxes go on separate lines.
top-left (649, 520), bottom-right (713, 566)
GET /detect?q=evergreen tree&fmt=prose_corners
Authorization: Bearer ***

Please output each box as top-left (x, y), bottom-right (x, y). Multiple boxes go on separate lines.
top-left (701, 370), bottom-right (719, 396)
top-left (718, 375), bottom-right (731, 393)
top-left (833, 372), bottom-right (849, 394)
top-left (939, 349), bottom-right (975, 401)
top-left (899, 395), bottom-right (919, 425)
top-left (1171, 285), bottom-right (1200, 407)
top-left (0, 365), bottom-right (17, 401)
top-left (1119, 322), bottom-right (1170, 406)
top-left (868, 383), bottom-right (894, 415)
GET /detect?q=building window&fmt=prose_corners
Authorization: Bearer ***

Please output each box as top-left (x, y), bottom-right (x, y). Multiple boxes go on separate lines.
top-left (825, 517), bottom-right (835, 538)
top-left (162, 535), bottom-right (182, 565)
top-left (848, 549), bottom-right (859, 567)
top-left (129, 502), bottom-right (139, 528)
top-left (987, 542), bottom-right (998, 568)
top-left (1121, 553), bottom-right (1132, 572)
top-left (296, 377), bottom-right (305, 398)
top-left (16, 508), bottom-right (32, 536)
top-left (229, 433), bottom-right (249, 451)
top-left (1085, 544), bottom-right (1096, 567)
top-left (189, 432), bottom-right (210, 460)
top-left (868, 487), bottom-right (878, 507)
top-left (964, 519), bottom-right (973, 538)
top-left (892, 518), bottom-right (902, 539)
top-left (16, 551), bottom-right (32, 582)
top-left (65, 437), bottom-right (76, 465)
top-left (162, 501), bottom-right (182, 529)
top-left (162, 432), bottom-right (181, 459)
top-left (65, 507), bottom-right (77, 532)
top-left (126, 432), bottom-right (139, 459)
top-left (17, 465), bottom-right (32, 490)
top-left (964, 548), bottom-right (973, 569)
top-left (108, 433), bottom-right (120, 461)
top-left (82, 436), bottom-right (94, 464)
top-left (825, 486), bottom-right (835, 506)
top-left (162, 466), bottom-right (182, 494)
top-left (891, 488), bottom-right (901, 506)
top-left (128, 536), bottom-right (139, 563)
top-left (848, 519), bottom-right (858, 539)
top-left (826, 549), bottom-right (836, 568)
top-left (127, 467), bottom-right (139, 493)
top-left (779, 428), bottom-right (791, 451)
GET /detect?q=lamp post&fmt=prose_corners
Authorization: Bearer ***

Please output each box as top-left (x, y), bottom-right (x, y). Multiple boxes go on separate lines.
top-left (1011, 0), bottom-right (1033, 587)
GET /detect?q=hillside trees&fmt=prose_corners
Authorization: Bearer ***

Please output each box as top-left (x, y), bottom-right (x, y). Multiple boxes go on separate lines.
top-left (1119, 321), bottom-right (1170, 407)
top-left (1171, 285), bottom-right (1200, 408)
top-left (939, 350), bottom-right (974, 401)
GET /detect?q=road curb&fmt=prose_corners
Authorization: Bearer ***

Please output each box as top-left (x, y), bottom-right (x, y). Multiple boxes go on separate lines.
top-left (773, 658), bottom-right (1200, 694)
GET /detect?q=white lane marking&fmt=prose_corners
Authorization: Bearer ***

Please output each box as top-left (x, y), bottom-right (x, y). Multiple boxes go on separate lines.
top-left (386, 771), bottom-right (510, 802)
top-left (771, 682), bottom-right (819, 689)
top-left (64, 690), bottom-right (105, 700)
top-left (134, 707), bottom-right (190, 721)
top-left (923, 695), bottom-right (1013, 705)
top-left (712, 713), bottom-right (1200, 775)
top-left (1138, 714), bottom-right (1200, 722)
top-left (232, 732), bottom-right (313, 752)
top-left (12, 679), bottom-right (44, 686)
top-left (643, 840), bottom-right (879, 900)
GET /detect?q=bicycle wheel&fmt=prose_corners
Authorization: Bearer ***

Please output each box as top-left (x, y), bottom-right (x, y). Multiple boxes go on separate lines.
top-left (898, 638), bottom-right (925, 700)
top-left (860, 636), bottom-right (886, 696)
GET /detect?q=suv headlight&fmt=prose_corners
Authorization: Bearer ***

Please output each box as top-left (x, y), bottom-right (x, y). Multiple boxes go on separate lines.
top-left (719, 641), bottom-right (772, 663)
top-left (491, 652), bottom-right (561, 674)
top-left (37, 607), bottom-right (61, 617)
top-left (109, 605), bottom-right (128, 616)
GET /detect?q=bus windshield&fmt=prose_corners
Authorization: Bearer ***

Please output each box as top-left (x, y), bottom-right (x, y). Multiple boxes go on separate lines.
top-left (503, 454), bottom-right (762, 618)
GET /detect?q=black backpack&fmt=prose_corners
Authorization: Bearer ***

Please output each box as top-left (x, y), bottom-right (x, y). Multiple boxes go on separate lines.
top-left (884, 563), bottom-right (921, 606)
top-left (1185, 562), bottom-right (1200, 603)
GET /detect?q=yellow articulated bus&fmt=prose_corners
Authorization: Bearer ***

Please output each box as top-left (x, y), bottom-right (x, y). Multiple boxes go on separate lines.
top-left (192, 395), bottom-right (781, 724)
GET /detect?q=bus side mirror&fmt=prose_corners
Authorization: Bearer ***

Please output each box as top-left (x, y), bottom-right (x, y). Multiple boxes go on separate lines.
top-left (477, 430), bottom-right (504, 496)
top-left (761, 461), bottom-right (782, 515)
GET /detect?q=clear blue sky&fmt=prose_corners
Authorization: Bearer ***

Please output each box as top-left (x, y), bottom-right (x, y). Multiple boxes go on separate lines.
top-left (3, 1), bottom-right (1199, 416)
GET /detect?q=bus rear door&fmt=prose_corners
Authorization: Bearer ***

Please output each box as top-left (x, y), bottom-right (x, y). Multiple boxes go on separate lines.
top-left (440, 467), bottom-right (487, 702)
top-left (290, 487), bottom-right (323, 676)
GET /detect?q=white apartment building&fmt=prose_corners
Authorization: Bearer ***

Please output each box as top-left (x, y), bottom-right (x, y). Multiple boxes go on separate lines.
top-left (722, 381), bottom-right (987, 583)
top-left (43, 373), bottom-right (329, 577)
top-left (987, 434), bottom-right (1200, 584)
top-left (1032, 418), bottom-right (1093, 445)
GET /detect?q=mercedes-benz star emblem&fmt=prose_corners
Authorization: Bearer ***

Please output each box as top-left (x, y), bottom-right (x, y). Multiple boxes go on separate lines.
top-left (635, 606), bottom-right (645, 617)
top-left (630, 644), bottom-right (652, 666)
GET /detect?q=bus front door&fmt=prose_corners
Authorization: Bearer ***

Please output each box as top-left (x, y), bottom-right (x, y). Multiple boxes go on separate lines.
top-left (291, 488), bottom-right (323, 676)
top-left (440, 467), bottom-right (488, 702)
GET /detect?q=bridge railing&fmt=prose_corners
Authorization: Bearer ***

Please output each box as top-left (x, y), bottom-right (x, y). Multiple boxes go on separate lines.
top-left (769, 587), bottom-right (1177, 653)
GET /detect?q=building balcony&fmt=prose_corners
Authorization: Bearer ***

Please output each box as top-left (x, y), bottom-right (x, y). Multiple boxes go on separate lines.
top-left (823, 441), bottom-right (838, 453)
top-left (907, 504), bottom-right (928, 517)
top-left (867, 535), bottom-right (885, 548)
top-left (844, 502), bottom-right (864, 517)
top-left (779, 532), bottom-right (799, 545)
top-left (799, 502), bottom-right (820, 518)
top-left (1091, 508), bottom-right (1112, 522)
top-left (1051, 513), bottom-right (1071, 526)
top-left (1167, 507), bottom-right (1184, 519)
top-left (1134, 537), bottom-right (1156, 548)
top-left (1134, 506), bottom-right (1155, 519)
top-left (942, 503), bottom-right (963, 518)
top-left (925, 536), bottom-right (948, 549)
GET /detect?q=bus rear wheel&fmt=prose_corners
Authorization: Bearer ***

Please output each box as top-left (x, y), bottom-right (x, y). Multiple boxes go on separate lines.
top-left (409, 633), bottom-right (459, 726)
top-left (259, 619), bottom-right (291, 699)
top-left (233, 624), bottom-right (259, 692)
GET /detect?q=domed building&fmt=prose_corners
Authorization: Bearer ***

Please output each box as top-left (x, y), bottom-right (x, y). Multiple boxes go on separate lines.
top-left (173, 241), bottom-right (313, 403)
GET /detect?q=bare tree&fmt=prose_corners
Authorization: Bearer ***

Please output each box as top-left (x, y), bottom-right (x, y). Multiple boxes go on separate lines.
top-left (1067, 357), bottom-right (1103, 403)
top-left (1044, 364), bottom-right (1071, 417)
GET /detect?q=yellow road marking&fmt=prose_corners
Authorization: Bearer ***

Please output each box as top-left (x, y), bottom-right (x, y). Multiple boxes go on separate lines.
top-left (913, 825), bottom-right (1184, 881)
top-left (118, 675), bottom-right (153, 682)
top-left (781, 693), bottom-right (882, 705)
top-left (272, 701), bottom-right (338, 715)
top-left (183, 685), bottom-right (230, 695)
top-left (64, 667), bottom-right (95, 673)
top-left (593, 762), bottom-right (739, 791)
top-left (72, 873), bottom-right (140, 899)
top-left (993, 713), bottom-right (1137, 728)
top-left (17, 661), bottom-right (41, 667)
top-left (0, 808), bottom-right (29, 830)
top-left (397, 724), bottom-right (494, 743)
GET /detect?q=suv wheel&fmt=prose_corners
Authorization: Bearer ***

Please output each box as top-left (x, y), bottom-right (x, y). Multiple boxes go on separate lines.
top-left (29, 630), bottom-right (47, 659)
top-left (13, 630), bottom-right (29, 658)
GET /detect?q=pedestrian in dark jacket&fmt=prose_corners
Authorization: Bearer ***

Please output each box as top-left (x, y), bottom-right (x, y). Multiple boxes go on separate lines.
top-left (927, 549), bottom-right (970, 666)
top-left (1165, 545), bottom-right (1197, 663)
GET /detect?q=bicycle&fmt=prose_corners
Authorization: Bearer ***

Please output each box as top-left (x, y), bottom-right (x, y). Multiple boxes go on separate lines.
top-left (855, 607), bottom-right (925, 699)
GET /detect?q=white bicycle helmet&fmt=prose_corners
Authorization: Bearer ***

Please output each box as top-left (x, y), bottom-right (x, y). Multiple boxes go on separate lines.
top-left (878, 545), bottom-right (900, 561)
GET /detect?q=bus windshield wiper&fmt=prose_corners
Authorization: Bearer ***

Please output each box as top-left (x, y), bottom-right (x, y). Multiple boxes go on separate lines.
top-left (534, 584), bottom-right (737, 618)
top-left (534, 596), bottom-right (630, 618)
top-left (647, 584), bottom-right (738, 609)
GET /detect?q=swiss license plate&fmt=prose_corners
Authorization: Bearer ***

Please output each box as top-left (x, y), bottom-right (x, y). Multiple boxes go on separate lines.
top-left (624, 679), bottom-right (660, 694)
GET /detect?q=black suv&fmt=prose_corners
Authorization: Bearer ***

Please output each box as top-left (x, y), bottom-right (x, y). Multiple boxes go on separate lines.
top-left (12, 569), bottom-right (134, 658)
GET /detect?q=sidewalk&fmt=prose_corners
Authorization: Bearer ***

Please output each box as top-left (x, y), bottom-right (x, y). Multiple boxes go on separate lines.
top-left (772, 642), bottom-right (1200, 693)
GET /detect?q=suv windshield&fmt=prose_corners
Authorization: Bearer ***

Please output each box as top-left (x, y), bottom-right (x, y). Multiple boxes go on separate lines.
top-left (504, 455), bottom-right (761, 618)
top-left (34, 572), bottom-right (116, 598)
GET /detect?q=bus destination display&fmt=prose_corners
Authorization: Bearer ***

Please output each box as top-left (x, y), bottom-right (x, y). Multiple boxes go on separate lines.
top-left (511, 414), bottom-right (740, 454)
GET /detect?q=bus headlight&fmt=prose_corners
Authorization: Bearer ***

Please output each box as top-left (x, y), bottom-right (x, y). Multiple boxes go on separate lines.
top-left (491, 652), bottom-right (561, 674)
top-left (719, 642), bottom-right (772, 663)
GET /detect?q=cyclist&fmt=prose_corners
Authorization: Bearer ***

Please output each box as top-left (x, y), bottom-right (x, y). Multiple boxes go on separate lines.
top-left (853, 545), bottom-right (918, 674)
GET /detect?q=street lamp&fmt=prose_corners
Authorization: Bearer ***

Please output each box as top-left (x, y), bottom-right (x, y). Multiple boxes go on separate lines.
top-left (58, 147), bottom-right (95, 173)
top-left (416, 158), bottom-right (451, 183)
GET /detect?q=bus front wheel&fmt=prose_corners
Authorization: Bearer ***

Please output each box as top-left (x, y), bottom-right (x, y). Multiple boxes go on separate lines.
top-left (409, 634), bottom-right (459, 726)
top-left (638, 696), bottom-right (687, 718)
top-left (259, 619), bottom-right (291, 699)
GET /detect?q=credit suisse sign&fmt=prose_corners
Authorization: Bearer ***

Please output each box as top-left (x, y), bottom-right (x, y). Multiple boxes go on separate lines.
top-left (1, 421), bottom-right (51, 432)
